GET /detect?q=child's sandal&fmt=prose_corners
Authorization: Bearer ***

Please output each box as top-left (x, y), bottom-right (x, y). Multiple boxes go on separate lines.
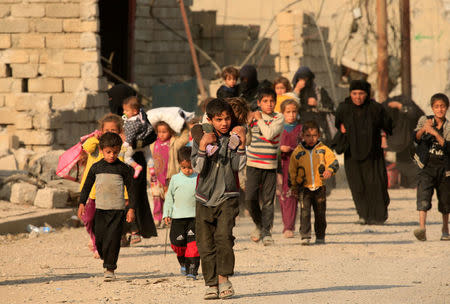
top-left (218, 281), bottom-right (235, 299)
top-left (204, 286), bottom-right (219, 300)
top-left (130, 233), bottom-right (141, 244)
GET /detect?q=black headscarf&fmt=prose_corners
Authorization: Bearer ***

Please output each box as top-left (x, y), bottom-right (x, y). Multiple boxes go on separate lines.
top-left (292, 66), bottom-right (315, 88)
top-left (238, 65), bottom-right (260, 111)
top-left (107, 84), bottom-right (136, 116)
top-left (349, 79), bottom-right (371, 97)
top-left (239, 65), bottom-right (258, 94)
top-left (292, 66), bottom-right (317, 108)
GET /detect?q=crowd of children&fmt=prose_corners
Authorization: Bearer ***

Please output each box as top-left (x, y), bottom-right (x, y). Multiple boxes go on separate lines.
top-left (73, 64), bottom-right (449, 299)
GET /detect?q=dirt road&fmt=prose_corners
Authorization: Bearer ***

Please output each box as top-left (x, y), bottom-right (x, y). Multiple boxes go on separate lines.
top-left (0, 189), bottom-right (448, 303)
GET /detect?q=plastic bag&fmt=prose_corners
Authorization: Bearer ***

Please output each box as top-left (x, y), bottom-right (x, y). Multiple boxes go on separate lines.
top-left (56, 130), bottom-right (100, 181)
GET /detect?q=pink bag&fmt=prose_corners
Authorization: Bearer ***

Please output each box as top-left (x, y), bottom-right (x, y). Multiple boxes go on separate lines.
top-left (56, 130), bottom-right (101, 181)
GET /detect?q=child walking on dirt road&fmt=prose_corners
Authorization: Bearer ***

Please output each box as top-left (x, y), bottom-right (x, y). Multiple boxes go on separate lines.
top-left (78, 132), bottom-right (136, 281)
top-left (163, 146), bottom-right (200, 280)
top-left (413, 93), bottom-right (450, 241)
top-left (191, 98), bottom-right (247, 299)
top-left (289, 120), bottom-right (338, 245)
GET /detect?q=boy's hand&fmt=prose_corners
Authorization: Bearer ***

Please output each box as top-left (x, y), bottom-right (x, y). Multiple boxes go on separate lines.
top-left (232, 126), bottom-right (246, 147)
top-left (253, 111), bottom-right (262, 121)
top-left (164, 217), bottom-right (171, 226)
top-left (280, 145), bottom-right (291, 153)
top-left (126, 208), bottom-right (135, 223)
top-left (307, 97), bottom-right (318, 107)
top-left (340, 124), bottom-right (346, 134)
top-left (322, 170), bottom-right (332, 180)
top-left (77, 204), bottom-right (85, 220)
top-left (199, 132), bottom-right (216, 150)
top-left (423, 119), bottom-right (436, 136)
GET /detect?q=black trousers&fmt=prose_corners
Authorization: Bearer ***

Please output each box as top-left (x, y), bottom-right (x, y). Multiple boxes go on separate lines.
top-left (196, 198), bottom-right (239, 286)
top-left (170, 218), bottom-right (200, 276)
top-left (300, 187), bottom-right (327, 239)
top-left (416, 164), bottom-right (450, 214)
top-left (245, 166), bottom-right (277, 237)
top-left (94, 209), bottom-right (125, 270)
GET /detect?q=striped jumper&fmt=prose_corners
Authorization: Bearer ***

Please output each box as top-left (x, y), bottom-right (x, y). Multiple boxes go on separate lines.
top-left (246, 111), bottom-right (285, 169)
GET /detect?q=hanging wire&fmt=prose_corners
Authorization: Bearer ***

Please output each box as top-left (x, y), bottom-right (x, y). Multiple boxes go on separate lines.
top-left (148, 0), bottom-right (222, 75)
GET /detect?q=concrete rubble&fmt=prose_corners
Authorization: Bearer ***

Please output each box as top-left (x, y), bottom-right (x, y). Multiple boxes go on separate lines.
top-left (0, 146), bottom-right (79, 211)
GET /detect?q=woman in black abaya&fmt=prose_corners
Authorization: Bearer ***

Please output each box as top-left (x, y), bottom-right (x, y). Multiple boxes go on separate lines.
top-left (335, 80), bottom-right (393, 224)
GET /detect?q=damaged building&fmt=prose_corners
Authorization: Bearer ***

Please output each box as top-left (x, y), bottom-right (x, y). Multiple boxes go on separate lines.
top-left (0, 0), bottom-right (450, 153)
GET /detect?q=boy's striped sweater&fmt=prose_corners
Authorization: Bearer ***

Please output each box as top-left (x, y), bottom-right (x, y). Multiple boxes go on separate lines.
top-left (246, 111), bottom-right (285, 169)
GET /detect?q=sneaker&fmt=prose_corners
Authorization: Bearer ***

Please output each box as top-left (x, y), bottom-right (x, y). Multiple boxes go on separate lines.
top-left (301, 238), bottom-right (311, 246)
top-left (440, 232), bottom-right (450, 241)
top-left (250, 227), bottom-right (261, 242)
top-left (315, 238), bottom-right (325, 244)
top-left (413, 228), bottom-right (426, 241)
top-left (180, 266), bottom-right (187, 276)
top-left (206, 144), bottom-right (219, 156)
top-left (283, 230), bottom-right (294, 238)
top-left (228, 133), bottom-right (240, 150)
top-left (104, 270), bottom-right (116, 282)
top-left (262, 235), bottom-right (274, 246)
top-left (186, 274), bottom-right (197, 280)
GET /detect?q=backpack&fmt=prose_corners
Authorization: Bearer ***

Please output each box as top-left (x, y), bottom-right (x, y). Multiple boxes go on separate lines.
top-left (56, 130), bottom-right (101, 181)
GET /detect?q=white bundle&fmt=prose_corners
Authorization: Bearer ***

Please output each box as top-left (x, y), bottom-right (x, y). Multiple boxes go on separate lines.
top-left (146, 107), bottom-right (194, 133)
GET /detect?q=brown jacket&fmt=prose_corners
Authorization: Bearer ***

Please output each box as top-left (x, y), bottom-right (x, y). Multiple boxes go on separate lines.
top-left (149, 128), bottom-right (189, 180)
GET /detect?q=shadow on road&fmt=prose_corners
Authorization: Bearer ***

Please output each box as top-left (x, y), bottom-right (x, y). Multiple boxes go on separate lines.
top-left (327, 229), bottom-right (408, 236)
top-left (235, 284), bottom-right (410, 299)
top-left (120, 250), bottom-right (166, 258)
top-left (235, 269), bottom-right (302, 277)
top-left (326, 240), bottom-right (413, 245)
top-left (0, 271), bottom-right (177, 286)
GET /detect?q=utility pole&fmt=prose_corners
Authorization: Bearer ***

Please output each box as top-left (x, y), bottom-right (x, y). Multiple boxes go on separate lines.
top-left (178, 0), bottom-right (207, 101)
top-left (376, 0), bottom-right (388, 103)
top-left (400, 0), bottom-right (411, 100)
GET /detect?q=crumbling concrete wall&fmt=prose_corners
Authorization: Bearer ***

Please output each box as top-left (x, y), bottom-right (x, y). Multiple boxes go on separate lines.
top-left (133, 0), bottom-right (193, 98)
top-left (275, 11), bottom-right (346, 105)
top-left (0, 0), bottom-right (108, 151)
top-left (190, 10), bottom-right (276, 95)
top-left (192, 0), bottom-right (450, 112)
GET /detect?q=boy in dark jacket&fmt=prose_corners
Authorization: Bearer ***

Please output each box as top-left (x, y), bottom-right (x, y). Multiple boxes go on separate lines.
top-left (191, 98), bottom-right (246, 299)
top-left (413, 93), bottom-right (450, 241)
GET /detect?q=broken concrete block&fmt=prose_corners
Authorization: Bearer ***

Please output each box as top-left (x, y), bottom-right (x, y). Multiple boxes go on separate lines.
top-left (28, 150), bottom-right (64, 182)
top-left (12, 148), bottom-right (34, 170)
top-left (34, 188), bottom-right (69, 208)
top-left (10, 182), bottom-right (38, 204)
top-left (0, 183), bottom-right (12, 201)
top-left (0, 154), bottom-right (18, 170)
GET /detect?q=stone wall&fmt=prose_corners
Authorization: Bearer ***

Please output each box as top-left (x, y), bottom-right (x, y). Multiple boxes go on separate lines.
top-left (133, 0), bottom-right (193, 99)
top-left (191, 10), bottom-right (276, 82)
top-left (0, 0), bottom-right (108, 151)
top-left (275, 11), bottom-right (346, 105)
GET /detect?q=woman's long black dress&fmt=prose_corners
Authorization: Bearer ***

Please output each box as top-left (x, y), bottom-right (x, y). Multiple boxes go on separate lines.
top-left (335, 97), bottom-right (393, 224)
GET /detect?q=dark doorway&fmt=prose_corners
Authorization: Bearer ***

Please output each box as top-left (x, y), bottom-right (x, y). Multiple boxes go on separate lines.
top-left (99, 0), bottom-right (135, 83)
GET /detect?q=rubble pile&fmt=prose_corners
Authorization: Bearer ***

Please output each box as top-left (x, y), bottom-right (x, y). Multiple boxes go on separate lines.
top-left (0, 147), bottom-right (80, 208)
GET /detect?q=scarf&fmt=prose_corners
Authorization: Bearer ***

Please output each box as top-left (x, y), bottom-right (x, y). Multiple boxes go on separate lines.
top-left (284, 122), bottom-right (298, 133)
